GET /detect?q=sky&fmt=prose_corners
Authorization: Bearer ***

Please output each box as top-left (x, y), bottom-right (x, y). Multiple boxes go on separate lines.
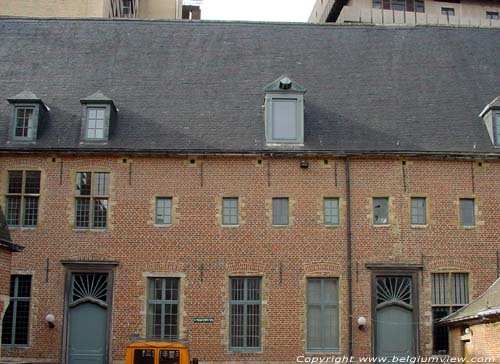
top-left (200, 0), bottom-right (317, 22)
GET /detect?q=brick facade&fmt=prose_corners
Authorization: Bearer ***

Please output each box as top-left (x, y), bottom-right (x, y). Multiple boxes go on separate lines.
top-left (0, 154), bottom-right (499, 363)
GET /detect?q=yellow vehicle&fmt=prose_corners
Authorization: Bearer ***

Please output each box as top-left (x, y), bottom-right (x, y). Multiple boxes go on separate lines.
top-left (125, 341), bottom-right (199, 364)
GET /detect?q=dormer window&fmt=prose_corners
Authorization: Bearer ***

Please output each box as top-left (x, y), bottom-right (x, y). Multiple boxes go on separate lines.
top-left (479, 96), bottom-right (500, 147)
top-left (264, 75), bottom-right (306, 145)
top-left (7, 91), bottom-right (47, 142)
top-left (80, 91), bottom-right (117, 142)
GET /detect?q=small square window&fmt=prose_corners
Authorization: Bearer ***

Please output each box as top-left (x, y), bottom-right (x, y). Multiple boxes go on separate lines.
top-left (459, 199), bottom-right (475, 227)
top-left (486, 11), bottom-right (499, 20)
top-left (411, 197), bottom-right (426, 225)
top-left (324, 198), bottom-right (339, 226)
top-left (156, 198), bottom-right (173, 225)
top-left (222, 198), bottom-right (238, 225)
top-left (373, 197), bottom-right (389, 225)
top-left (272, 198), bottom-right (289, 226)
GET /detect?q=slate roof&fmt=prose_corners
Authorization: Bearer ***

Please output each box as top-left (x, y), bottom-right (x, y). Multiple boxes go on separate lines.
top-left (0, 18), bottom-right (499, 155)
top-left (441, 277), bottom-right (500, 325)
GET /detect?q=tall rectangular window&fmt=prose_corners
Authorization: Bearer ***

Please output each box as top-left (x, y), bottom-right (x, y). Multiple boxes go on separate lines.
top-left (459, 198), bottom-right (475, 227)
top-left (222, 198), bottom-right (239, 225)
top-left (147, 278), bottom-right (179, 340)
top-left (373, 197), bottom-right (389, 225)
top-left (156, 197), bottom-right (172, 225)
top-left (271, 99), bottom-right (298, 141)
top-left (431, 273), bottom-right (469, 355)
top-left (1, 275), bottom-right (32, 345)
top-left (272, 198), bottom-right (289, 226)
top-left (411, 197), bottom-right (427, 225)
top-left (324, 198), bottom-right (339, 226)
top-left (494, 112), bottom-right (500, 145)
top-left (229, 277), bottom-right (261, 350)
top-left (75, 172), bottom-right (109, 229)
top-left (6, 170), bottom-right (41, 227)
top-left (307, 278), bottom-right (340, 351)
top-left (14, 107), bottom-right (35, 138)
top-left (86, 108), bottom-right (106, 140)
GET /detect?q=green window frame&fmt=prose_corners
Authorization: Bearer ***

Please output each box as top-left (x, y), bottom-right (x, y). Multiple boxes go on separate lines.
top-left (373, 197), bottom-right (389, 225)
top-left (1, 275), bottom-right (32, 346)
top-left (156, 197), bottom-right (173, 225)
top-left (222, 197), bottom-right (239, 225)
top-left (6, 170), bottom-right (41, 227)
top-left (147, 277), bottom-right (179, 340)
top-left (324, 197), bottom-right (339, 226)
top-left (229, 277), bottom-right (261, 350)
top-left (431, 273), bottom-right (469, 355)
top-left (307, 278), bottom-right (340, 352)
top-left (272, 198), bottom-right (289, 225)
top-left (459, 198), bottom-right (475, 227)
top-left (411, 197), bottom-right (426, 225)
top-left (74, 172), bottom-right (109, 229)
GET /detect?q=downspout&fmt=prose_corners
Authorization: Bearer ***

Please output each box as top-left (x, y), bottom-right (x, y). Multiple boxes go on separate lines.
top-left (345, 157), bottom-right (353, 357)
top-left (176, 0), bottom-right (180, 19)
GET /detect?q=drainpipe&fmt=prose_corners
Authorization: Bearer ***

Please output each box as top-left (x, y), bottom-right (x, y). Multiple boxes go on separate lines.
top-left (345, 157), bottom-right (353, 357)
top-left (176, 0), bottom-right (180, 19)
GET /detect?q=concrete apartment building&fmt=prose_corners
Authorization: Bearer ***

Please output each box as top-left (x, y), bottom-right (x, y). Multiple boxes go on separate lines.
top-left (0, 18), bottom-right (500, 364)
top-left (309, 0), bottom-right (500, 27)
top-left (0, 0), bottom-right (201, 19)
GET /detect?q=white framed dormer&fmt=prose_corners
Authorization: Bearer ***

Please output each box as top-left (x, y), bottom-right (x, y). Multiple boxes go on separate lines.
top-left (479, 96), bottom-right (500, 147)
top-left (80, 91), bottom-right (117, 143)
top-left (7, 90), bottom-right (48, 143)
top-left (264, 75), bottom-right (306, 145)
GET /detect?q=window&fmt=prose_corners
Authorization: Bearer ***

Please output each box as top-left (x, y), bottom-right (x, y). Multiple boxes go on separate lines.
top-left (156, 197), bottom-right (172, 225)
top-left (411, 197), bottom-right (426, 225)
top-left (147, 278), bottom-right (179, 340)
top-left (264, 76), bottom-right (305, 144)
top-left (272, 198), bottom-right (289, 225)
top-left (160, 350), bottom-right (180, 364)
top-left (324, 198), bottom-right (339, 226)
top-left (229, 277), bottom-right (261, 350)
top-left (441, 7), bottom-right (455, 16)
top-left (222, 198), bottom-right (239, 225)
top-left (372, 0), bottom-right (425, 12)
top-left (373, 197), bottom-right (389, 225)
top-left (86, 108), bottom-right (106, 140)
top-left (459, 198), bottom-right (475, 227)
top-left (307, 278), bottom-right (339, 351)
top-left (431, 273), bottom-right (469, 355)
top-left (494, 112), bottom-right (500, 146)
top-left (74, 172), bottom-right (109, 229)
top-left (486, 11), bottom-right (499, 20)
top-left (1, 275), bottom-right (32, 345)
top-left (134, 350), bottom-right (155, 364)
top-left (14, 107), bottom-right (35, 139)
top-left (6, 170), bottom-right (41, 227)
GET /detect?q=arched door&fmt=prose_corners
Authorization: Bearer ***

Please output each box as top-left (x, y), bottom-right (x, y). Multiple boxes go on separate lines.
top-left (374, 275), bottom-right (417, 358)
top-left (66, 272), bottom-right (111, 364)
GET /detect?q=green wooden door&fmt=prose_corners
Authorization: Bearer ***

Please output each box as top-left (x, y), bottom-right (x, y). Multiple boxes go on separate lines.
top-left (375, 276), bottom-right (416, 359)
top-left (67, 273), bottom-right (110, 364)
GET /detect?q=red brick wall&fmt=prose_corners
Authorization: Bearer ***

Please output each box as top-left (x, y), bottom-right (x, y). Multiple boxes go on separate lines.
top-left (0, 154), bottom-right (499, 362)
top-left (470, 322), bottom-right (500, 360)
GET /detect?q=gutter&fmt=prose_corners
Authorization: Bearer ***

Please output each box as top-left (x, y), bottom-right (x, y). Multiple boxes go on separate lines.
top-left (345, 157), bottom-right (353, 356)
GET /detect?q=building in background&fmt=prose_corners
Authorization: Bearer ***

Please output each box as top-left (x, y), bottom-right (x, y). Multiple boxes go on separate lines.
top-left (309, 0), bottom-right (500, 27)
top-left (0, 0), bottom-right (201, 19)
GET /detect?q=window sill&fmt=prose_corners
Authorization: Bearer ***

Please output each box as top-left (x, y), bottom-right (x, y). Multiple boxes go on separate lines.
top-left (227, 348), bottom-right (262, 355)
top-left (221, 224), bottom-right (240, 228)
top-left (72, 228), bottom-right (107, 233)
top-left (324, 224), bottom-right (340, 229)
top-left (6, 226), bottom-right (37, 231)
top-left (305, 350), bottom-right (342, 355)
top-left (0, 344), bottom-right (31, 349)
top-left (154, 223), bottom-right (173, 228)
top-left (411, 224), bottom-right (429, 229)
top-left (372, 224), bottom-right (390, 227)
top-left (272, 224), bottom-right (290, 228)
top-left (461, 225), bottom-right (477, 230)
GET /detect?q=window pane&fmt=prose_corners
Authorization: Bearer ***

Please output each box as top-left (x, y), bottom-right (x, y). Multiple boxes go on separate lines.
top-left (6, 196), bottom-right (21, 226)
top-left (411, 197), bottom-right (426, 225)
top-left (134, 350), bottom-right (155, 364)
top-left (15, 108), bottom-right (34, 138)
top-left (392, 0), bottom-right (405, 11)
top-left (76, 172), bottom-right (92, 196)
top-left (147, 278), bottom-right (179, 341)
top-left (87, 108), bottom-right (106, 140)
top-left (373, 197), bottom-right (389, 225)
top-left (415, 0), bottom-right (425, 12)
top-left (23, 196), bottom-right (39, 226)
top-left (272, 99), bottom-right (297, 140)
top-left (324, 198), bottom-right (339, 225)
top-left (495, 113), bottom-right (500, 145)
top-left (372, 0), bottom-right (382, 9)
top-left (460, 199), bottom-right (475, 226)
top-left (8, 171), bottom-right (23, 194)
top-left (432, 273), bottom-right (449, 305)
top-left (432, 307), bottom-right (450, 355)
top-left (93, 198), bottom-right (108, 228)
top-left (272, 198), bottom-right (289, 225)
top-left (230, 277), bottom-right (261, 349)
top-left (452, 273), bottom-right (469, 305)
top-left (159, 350), bottom-right (180, 364)
top-left (24, 171), bottom-right (41, 194)
top-left (487, 12), bottom-right (499, 20)
top-left (75, 198), bottom-right (90, 228)
top-left (156, 198), bottom-right (173, 225)
top-left (222, 198), bottom-right (238, 225)
top-left (1, 276), bottom-right (31, 346)
top-left (93, 172), bottom-right (109, 196)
